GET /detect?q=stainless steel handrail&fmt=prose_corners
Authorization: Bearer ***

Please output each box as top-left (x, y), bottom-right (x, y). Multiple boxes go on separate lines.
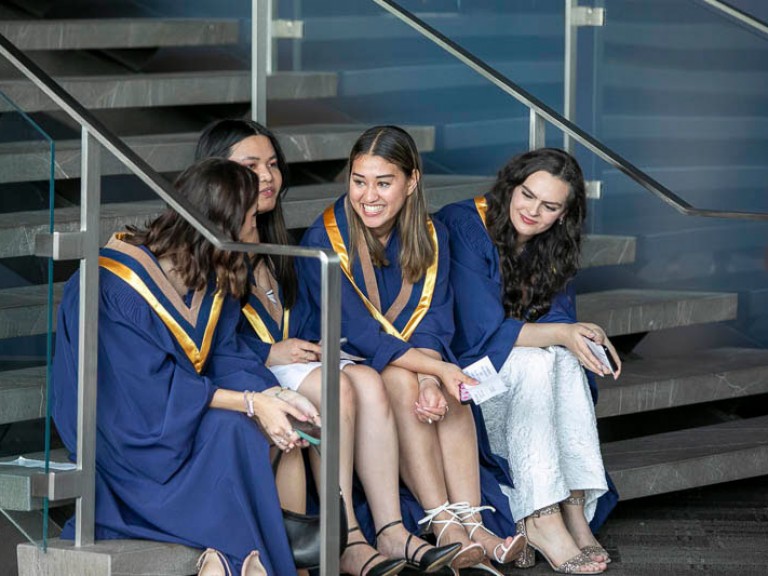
top-left (0, 17), bottom-right (342, 574)
top-left (699, 0), bottom-right (768, 36)
top-left (370, 0), bottom-right (768, 221)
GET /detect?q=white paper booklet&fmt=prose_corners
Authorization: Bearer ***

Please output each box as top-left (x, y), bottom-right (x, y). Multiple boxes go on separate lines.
top-left (461, 356), bottom-right (507, 404)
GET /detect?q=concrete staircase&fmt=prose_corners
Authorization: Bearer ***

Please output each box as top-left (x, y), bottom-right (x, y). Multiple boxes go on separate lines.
top-left (1, 3), bottom-right (766, 575)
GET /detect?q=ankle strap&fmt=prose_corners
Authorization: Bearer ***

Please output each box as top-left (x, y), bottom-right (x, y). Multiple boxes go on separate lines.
top-left (563, 495), bottom-right (586, 506)
top-left (530, 503), bottom-right (561, 518)
top-left (375, 518), bottom-right (403, 539)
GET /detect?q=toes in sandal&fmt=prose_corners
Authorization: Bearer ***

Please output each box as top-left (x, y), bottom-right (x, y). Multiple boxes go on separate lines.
top-left (451, 502), bottom-right (525, 565)
top-left (241, 550), bottom-right (266, 576)
top-left (196, 548), bottom-right (232, 576)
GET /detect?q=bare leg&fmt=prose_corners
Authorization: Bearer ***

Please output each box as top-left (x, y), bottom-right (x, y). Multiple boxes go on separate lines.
top-left (298, 368), bottom-right (398, 574)
top-left (381, 366), bottom-right (483, 569)
top-left (273, 447), bottom-right (306, 514)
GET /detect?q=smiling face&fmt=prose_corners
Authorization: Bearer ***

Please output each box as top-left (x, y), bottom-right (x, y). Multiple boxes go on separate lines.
top-left (509, 170), bottom-right (570, 246)
top-left (227, 135), bottom-right (282, 214)
top-left (348, 153), bottom-right (419, 244)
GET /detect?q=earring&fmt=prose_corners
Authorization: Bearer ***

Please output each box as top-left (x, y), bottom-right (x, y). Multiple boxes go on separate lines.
top-left (558, 217), bottom-right (565, 226)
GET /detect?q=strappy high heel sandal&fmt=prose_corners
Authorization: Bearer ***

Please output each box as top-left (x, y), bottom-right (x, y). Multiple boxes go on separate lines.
top-left (514, 504), bottom-right (604, 574)
top-left (375, 518), bottom-right (460, 573)
top-left (451, 502), bottom-right (526, 565)
top-left (196, 548), bottom-right (232, 576)
top-left (241, 550), bottom-right (266, 576)
top-left (343, 526), bottom-right (407, 576)
top-left (562, 496), bottom-right (611, 564)
top-left (418, 501), bottom-right (485, 569)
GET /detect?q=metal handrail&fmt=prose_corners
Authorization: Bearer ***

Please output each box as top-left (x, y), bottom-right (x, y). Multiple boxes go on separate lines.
top-left (370, 0), bottom-right (768, 221)
top-left (699, 0), bottom-right (768, 36)
top-left (0, 10), bottom-right (342, 573)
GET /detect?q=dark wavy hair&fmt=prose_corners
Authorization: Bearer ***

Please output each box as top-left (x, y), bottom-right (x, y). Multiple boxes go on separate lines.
top-left (346, 125), bottom-right (434, 283)
top-left (486, 148), bottom-right (586, 321)
top-left (195, 118), bottom-right (296, 308)
top-left (125, 158), bottom-right (259, 298)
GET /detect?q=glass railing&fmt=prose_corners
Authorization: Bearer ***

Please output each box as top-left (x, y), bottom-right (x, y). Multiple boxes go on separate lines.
top-left (0, 89), bottom-right (58, 550)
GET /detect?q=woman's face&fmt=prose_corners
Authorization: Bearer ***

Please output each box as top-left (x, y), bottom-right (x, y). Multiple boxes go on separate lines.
top-left (348, 153), bottom-right (418, 244)
top-left (239, 201), bottom-right (260, 244)
top-left (228, 135), bottom-right (282, 214)
top-left (509, 170), bottom-right (569, 245)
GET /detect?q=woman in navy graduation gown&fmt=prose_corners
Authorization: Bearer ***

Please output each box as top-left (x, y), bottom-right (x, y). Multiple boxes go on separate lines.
top-left (299, 125), bottom-right (525, 574)
top-left (195, 119), bottom-right (460, 576)
top-left (51, 158), bottom-right (318, 576)
top-left (436, 148), bottom-right (621, 574)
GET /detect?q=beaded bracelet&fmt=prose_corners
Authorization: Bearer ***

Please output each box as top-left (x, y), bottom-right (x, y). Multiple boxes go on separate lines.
top-left (243, 390), bottom-right (255, 418)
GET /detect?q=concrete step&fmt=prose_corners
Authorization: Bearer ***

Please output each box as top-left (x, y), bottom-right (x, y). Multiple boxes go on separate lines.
top-left (18, 538), bottom-right (200, 576)
top-left (596, 347), bottom-right (768, 418)
top-left (0, 70), bottom-right (337, 113)
top-left (0, 123), bottom-right (434, 184)
top-left (578, 289), bottom-right (738, 338)
top-left (0, 18), bottom-right (239, 50)
top-left (0, 448), bottom-right (70, 512)
top-left (0, 366), bottom-right (47, 425)
top-left (604, 414), bottom-right (768, 500)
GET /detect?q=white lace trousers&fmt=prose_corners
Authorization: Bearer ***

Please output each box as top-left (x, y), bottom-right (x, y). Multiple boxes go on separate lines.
top-left (479, 346), bottom-right (607, 522)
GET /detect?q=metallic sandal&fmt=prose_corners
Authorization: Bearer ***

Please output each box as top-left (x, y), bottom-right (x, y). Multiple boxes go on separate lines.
top-left (418, 501), bottom-right (485, 569)
top-left (562, 496), bottom-right (611, 564)
top-left (196, 548), bottom-right (232, 576)
top-left (513, 504), bottom-right (605, 574)
top-left (450, 502), bottom-right (526, 564)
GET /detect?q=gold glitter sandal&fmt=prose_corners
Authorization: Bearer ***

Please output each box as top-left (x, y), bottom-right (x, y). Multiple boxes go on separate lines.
top-left (562, 496), bottom-right (611, 564)
top-left (514, 504), bottom-right (605, 574)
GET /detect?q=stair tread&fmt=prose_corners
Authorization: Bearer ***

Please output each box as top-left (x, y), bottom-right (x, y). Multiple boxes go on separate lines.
top-left (0, 366), bottom-right (47, 425)
top-left (0, 447), bottom-right (70, 511)
top-left (0, 70), bottom-right (338, 112)
top-left (578, 289), bottom-right (738, 337)
top-left (604, 415), bottom-right (768, 500)
top-left (596, 347), bottom-right (768, 418)
top-left (0, 18), bottom-right (239, 50)
top-left (0, 123), bottom-right (434, 185)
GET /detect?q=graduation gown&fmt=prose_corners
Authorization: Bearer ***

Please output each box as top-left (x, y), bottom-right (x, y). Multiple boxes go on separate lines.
top-left (298, 196), bottom-right (517, 540)
top-left (435, 197), bottom-right (619, 531)
top-left (51, 235), bottom-right (297, 575)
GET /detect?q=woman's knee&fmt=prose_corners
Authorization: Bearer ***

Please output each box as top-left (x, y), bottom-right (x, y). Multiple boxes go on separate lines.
top-left (338, 372), bottom-right (357, 414)
top-left (381, 365), bottom-right (418, 409)
top-left (344, 364), bottom-right (391, 407)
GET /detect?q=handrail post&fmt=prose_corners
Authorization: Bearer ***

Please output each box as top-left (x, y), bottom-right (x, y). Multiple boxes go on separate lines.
top-left (318, 255), bottom-right (341, 576)
top-left (529, 109), bottom-right (546, 150)
top-left (564, 0), bottom-right (577, 153)
top-left (251, 0), bottom-right (269, 123)
top-left (75, 127), bottom-right (101, 547)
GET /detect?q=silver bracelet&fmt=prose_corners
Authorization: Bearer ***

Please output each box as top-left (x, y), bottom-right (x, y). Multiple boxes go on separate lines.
top-left (417, 375), bottom-right (441, 388)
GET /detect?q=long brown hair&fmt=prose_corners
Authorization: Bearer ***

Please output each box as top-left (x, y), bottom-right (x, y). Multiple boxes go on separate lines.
top-left (126, 158), bottom-right (260, 298)
top-left (346, 125), bottom-right (434, 283)
top-left (195, 118), bottom-right (297, 307)
top-left (486, 148), bottom-right (586, 320)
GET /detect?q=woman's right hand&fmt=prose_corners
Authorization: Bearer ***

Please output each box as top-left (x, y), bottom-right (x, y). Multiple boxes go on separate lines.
top-left (249, 391), bottom-right (310, 452)
top-left (562, 322), bottom-right (621, 378)
top-left (414, 376), bottom-right (448, 424)
top-left (266, 338), bottom-right (322, 367)
top-left (436, 362), bottom-right (479, 404)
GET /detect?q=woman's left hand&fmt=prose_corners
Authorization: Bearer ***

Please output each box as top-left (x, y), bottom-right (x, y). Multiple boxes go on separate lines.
top-left (414, 376), bottom-right (449, 424)
top-left (265, 386), bottom-right (322, 426)
top-left (437, 362), bottom-right (479, 404)
top-left (569, 323), bottom-right (622, 379)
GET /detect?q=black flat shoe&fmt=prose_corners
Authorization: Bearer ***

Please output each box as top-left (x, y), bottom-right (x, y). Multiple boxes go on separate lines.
top-left (376, 519), bottom-right (461, 574)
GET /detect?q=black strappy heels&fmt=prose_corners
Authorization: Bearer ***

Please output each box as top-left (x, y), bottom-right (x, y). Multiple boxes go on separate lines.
top-left (343, 526), bottom-right (407, 576)
top-left (376, 519), bottom-right (461, 574)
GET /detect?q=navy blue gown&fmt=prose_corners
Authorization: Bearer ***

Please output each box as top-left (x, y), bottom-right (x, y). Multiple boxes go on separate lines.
top-left (51, 235), bottom-right (298, 575)
top-left (297, 196), bottom-right (518, 541)
top-left (435, 197), bottom-right (619, 531)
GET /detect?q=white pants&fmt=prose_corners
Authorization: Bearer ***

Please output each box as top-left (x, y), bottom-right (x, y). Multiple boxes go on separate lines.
top-left (479, 346), bottom-right (607, 522)
top-left (269, 360), bottom-right (354, 391)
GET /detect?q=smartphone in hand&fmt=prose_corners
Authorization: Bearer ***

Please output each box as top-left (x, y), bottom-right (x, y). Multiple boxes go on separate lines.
top-left (582, 336), bottom-right (618, 375)
top-left (287, 415), bottom-right (321, 445)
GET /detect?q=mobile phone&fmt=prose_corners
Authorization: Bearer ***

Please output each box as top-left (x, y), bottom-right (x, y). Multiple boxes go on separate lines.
top-left (458, 383), bottom-right (473, 405)
top-left (287, 415), bottom-right (321, 445)
top-left (582, 336), bottom-right (618, 374)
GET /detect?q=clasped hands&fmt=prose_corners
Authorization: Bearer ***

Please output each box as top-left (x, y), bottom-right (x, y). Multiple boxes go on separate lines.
top-left (414, 363), bottom-right (478, 424)
top-left (252, 386), bottom-right (321, 452)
